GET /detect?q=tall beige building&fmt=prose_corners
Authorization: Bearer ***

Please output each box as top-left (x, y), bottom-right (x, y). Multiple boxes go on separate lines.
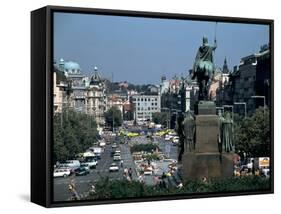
top-left (53, 69), bottom-right (68, 113)
top-left (86, 68), bottom-right (106, 126)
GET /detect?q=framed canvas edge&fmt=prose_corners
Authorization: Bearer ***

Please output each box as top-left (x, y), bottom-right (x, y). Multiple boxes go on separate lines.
top-left (31, 5), bottom-right (274, 208)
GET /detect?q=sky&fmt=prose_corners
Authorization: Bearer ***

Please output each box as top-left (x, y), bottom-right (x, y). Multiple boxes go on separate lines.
top-left (54, 12), bottom-right (269, 85)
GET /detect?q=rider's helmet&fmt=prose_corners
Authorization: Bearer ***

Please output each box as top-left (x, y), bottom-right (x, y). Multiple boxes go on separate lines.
top-left (203, 36), bottom-right (208, 45)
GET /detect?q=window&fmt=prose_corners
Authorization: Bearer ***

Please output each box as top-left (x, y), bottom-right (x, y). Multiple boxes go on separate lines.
top-left (155, 102), bottom-right (157, 106)
top-left (137, 107), bottom-right (140, 111)
top-left (145, 98), bottom-right (147, 101)
top-left (148, 98), bottom-right (150, 101)
top-left (148, 107), bottom-right (150, 110)
top-left (152, 103), bottom-right (154, 106)
top-left (141, 98), bottom-right (143, 101)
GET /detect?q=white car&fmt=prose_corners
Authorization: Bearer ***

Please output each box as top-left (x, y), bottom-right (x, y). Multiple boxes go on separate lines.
top-left (59, 160), bottom-right (80, 170)
top-left (80, 163), bottom-right (90, 171)
top-left (84, 159), bottom-right (98, 169)
top-left (99, 141), bottom-right (106, 147)
top-left (172, 136), bottom-right (179, 144)
top-left (53, 168), bottom-right (71, 178)
top-left (109, 163), bottom-right (119, 172)
top-left (113, 154), bottom-right (122, 161)
top-left (165, 135), bottom-right (172, 141)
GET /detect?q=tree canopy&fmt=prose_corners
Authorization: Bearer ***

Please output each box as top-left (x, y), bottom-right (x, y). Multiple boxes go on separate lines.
top-left (234, 107), bottom-right (270, 157)
top-left (152, 112), bottom-right (169, 127)
top-left (104, 106), bottom-right (123, 129)
top-left (53, 110), bottom-right (99, 162)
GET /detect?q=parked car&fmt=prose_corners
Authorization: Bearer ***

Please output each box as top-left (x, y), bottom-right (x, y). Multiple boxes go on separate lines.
top-left (75, 167), bottom-right (90, 176)
top-left (115, 149), bottom-right (121, 154)
top-left (80, 163), bottom-right (90, 171)
top-left (164, 135), bottom-right (172, 141)
top-left (58, 160), bottom-right (80, 170)
top-left (84, 157), bottom-right (98, 169)
top-left (109, 163), bottom-right (119, 172)
top-left (53, 168), bottom-right (71, 178)
top-left (172, 136), bottom-right (179, 145)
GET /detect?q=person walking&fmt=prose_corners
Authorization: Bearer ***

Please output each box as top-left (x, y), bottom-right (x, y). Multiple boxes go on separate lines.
top-left (128, 168), bottom-right (133, 180)
top-left (120, 160), bottom-right (124, 168)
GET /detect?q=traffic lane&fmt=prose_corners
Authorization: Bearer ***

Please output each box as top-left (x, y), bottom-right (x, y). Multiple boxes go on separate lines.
top-left (120, 143), bottom-right (137, 180)
top-left (155, 137), bottom-right (178, 160)
top-left (53, 144), bottom-right (124, 201)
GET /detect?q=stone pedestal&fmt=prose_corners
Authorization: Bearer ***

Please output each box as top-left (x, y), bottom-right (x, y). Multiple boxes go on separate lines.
top-left (182, 152), bottom-right (234, 180)
top-left (195, 115), bottom-right (219, 153)
top-left (182, 101), bottom-right (234, 181)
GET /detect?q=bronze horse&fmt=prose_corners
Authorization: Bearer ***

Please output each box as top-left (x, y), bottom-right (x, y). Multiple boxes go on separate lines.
top-left (191, 36), bottom-right (217, 100)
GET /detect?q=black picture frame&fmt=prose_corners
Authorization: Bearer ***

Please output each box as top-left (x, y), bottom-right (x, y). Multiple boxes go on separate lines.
top-left (31, 5), bottom-right (274, 208)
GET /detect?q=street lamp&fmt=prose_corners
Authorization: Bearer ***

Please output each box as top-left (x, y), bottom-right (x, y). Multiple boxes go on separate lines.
top-left (234, 102), bottom-right (247, 118)
top-left (251, 95), bottom-right (266, 114)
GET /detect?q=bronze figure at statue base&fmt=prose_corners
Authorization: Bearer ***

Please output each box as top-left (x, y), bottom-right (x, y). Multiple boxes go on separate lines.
top-left (181, 101), bottom-right (235, 181)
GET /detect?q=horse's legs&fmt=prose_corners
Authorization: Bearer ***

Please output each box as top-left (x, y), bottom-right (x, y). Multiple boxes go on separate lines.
top-left (202, 79), bottom-right (207, 100)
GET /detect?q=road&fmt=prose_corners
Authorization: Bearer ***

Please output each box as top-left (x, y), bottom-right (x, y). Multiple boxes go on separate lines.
top-left (53, 134), bottom-right (179, 201)
top-left (53, 143), bottom-right (137, 202)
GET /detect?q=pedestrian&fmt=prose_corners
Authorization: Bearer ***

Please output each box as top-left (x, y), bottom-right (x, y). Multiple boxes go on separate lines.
top-left (68, 180), bottom-right (80, 200)
top-left (128, 168), bottom-right (133, 180)
top-left (161, 172), bottom-right (166, 180)
top-left (120, 160), bottom-right (124, 168)
top-left (153, 175), bottom-right (159, 186)
top-left (138, 173), bottom-right (144, 183)
top-left (123, 167), bottom-right (128, 176)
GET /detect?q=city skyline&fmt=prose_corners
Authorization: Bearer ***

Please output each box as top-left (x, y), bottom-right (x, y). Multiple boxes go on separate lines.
top-left (54, 12), bottom-right (269, 85)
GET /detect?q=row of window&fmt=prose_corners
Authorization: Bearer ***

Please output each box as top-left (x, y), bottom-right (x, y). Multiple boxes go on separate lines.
top-left (137, 102), bottom-right (158, 106)
top-left (134, 97), bottom-right (158, 102)
top-left (137, 107), bottom-right (159, 111)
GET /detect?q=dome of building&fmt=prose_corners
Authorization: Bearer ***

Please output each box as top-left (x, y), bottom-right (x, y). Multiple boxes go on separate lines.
top-left (64, 61), bottom-right (81, 74)
top-left (90, 71), bottom-right (102, 85)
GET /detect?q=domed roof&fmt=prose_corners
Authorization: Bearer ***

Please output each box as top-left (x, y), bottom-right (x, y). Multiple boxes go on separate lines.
top-left (64, 61), bottom-right (81, 73)
top-left (90, 71), bottom-right (102, 85)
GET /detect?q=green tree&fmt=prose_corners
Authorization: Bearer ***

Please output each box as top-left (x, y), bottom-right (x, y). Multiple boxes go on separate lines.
top-left (104, 106), bottom-right (123, 129)
top-left (152, 112), bottom-right (169, 126)
top-left (235, 107), bottom-right (270, 157)
top-left (53, 110), bottom-right (99, 162)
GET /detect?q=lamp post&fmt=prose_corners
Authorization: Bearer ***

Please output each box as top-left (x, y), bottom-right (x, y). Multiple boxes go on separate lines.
top-left (234, 102), bottom-right (247, 118)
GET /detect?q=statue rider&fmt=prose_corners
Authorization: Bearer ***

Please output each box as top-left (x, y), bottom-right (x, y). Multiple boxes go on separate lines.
top-left (191, 36), bottom-right (217, 100)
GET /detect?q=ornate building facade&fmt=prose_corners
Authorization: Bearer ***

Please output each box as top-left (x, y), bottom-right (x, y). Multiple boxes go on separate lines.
top-left (54, 59), bottom-right (106, 126)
